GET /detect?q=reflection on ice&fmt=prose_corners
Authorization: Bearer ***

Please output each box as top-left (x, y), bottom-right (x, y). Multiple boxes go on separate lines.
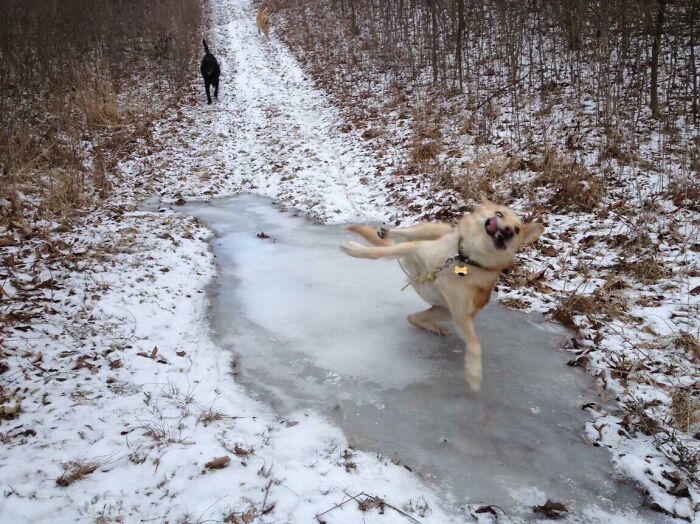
top-left (183, 194), bottom-right (655, 520)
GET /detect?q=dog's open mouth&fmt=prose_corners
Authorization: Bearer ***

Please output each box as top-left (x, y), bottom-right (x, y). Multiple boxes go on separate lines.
top-left (485, 217), bottom-right (513, 250)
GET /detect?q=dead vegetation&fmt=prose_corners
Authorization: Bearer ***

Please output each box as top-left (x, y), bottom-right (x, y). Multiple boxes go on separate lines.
top-left (552, 289), bottom-right (627, 330)
top-left (0, 0), bottom-right (202, 228)
top-left (671, 389), bottom-right (699, 433)
top-left (532, 152), bottom-right (605, 212)
top-left (614, 257), bottom-right (669, 284)
top-left (56, 458), bottom-right (105, 487)
top-left (675, 332), bottom-right (700, 360)
top-left (668, 175), bottom-right (700, 212)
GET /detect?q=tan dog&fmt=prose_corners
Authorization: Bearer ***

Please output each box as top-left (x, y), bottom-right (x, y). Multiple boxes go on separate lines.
top-left (341, 197), bottom-right (544, 392)
top-left (256, 6), bottom-right (271, 40)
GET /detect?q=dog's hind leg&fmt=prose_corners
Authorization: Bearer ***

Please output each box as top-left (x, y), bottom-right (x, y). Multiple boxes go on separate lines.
top-left (407, 306), bottom-right (450, 336)
top-left (213, 79), bottom-right (219, 99)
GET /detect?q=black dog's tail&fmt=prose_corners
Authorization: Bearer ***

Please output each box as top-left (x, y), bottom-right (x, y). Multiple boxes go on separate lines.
top-left (202, 39), bottom-right (210, 54)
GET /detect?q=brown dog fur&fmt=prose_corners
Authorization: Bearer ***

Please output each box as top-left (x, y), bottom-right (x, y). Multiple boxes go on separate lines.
top-left (342, 197), bottom-right (544, 392)
top-left (256, 6), bottom-right (271, 40)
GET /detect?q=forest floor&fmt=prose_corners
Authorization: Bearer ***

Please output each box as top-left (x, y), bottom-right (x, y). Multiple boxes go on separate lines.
top-left (1, 0), bottom-right (698, 522)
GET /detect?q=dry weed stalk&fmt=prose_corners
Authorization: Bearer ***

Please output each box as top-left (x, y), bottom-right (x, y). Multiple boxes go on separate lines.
top-left (533, 152), bottom-right (605, 212)
top-left (56, 457), bottom-right (108, 487)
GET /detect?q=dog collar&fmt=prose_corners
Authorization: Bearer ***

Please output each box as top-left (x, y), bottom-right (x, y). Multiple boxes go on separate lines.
top-left (456, 236), bottom-right (489, 270)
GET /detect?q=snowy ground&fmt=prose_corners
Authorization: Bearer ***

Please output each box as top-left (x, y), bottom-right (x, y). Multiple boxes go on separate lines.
top-left (0, 0), bottom-right (462, 522)
top-left (0, 0), bottom-right (697, 522)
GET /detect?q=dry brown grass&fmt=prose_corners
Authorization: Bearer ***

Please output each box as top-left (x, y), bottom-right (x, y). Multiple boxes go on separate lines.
top-left (615, 257), bottom-right (669, 284)
top-left (552, 290), bottom-right (627, 329)
top-left (407, 102), bottom-right (445, 169)
top-left (675, 331), bottom-right (700, 359)
top-left (434, 152), bottom-right (522, 202)
top-left (197, 407), bottom-right (227, 427)
top-left (409, 141), bottom-right (442, 166)
top-left (0, 0), bottom-right (201, 227)
top-left (56, 458), bottom-right (103, 487)
top-left (532, 152), bottom-right (605, 212)
top-left (668, 175), bottom-right (700, 212)
top-left (671, 389), bottom-right (699, 433)
top-left (500, 297), bottom-right (529, 310)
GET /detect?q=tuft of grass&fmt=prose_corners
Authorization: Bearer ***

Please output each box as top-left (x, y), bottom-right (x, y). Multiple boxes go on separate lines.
top-left (671, 389), bottom-right (699, 433)
top-left (197, 407), bottom-right (227, 427)
top-left (615, 257), bottom-right (669, 284)
top-left (675, 331), bottom-right (700, 360)
top-left (668, 176), bottom-right (700, 212)
top-left (56, 459), bottom-right (103, 487)
top-left (533, 152), bottom-right (604, 212)
top-left (409, 141), bottom-right (441, 166)
top-left (500, 297), bottom-right (529, 310)
top-left (552, 290), bottom-right (626, 329)
top-left (361, 127), bottom-right (383, 140)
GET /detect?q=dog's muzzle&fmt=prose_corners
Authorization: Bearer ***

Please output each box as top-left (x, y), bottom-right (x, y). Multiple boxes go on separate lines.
top-left (485, 217), bottom-right (514, 250)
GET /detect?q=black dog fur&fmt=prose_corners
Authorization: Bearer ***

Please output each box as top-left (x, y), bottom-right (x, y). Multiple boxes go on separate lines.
top-left (201, 40), bottom-right (220, 105)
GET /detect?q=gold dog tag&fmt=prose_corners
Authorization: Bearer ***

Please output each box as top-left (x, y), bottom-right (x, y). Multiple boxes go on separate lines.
top-left (454, 265), bottom-right (469, 276)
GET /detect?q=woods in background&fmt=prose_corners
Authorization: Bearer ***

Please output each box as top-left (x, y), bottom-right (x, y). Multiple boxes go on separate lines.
top-left (0, 0), bottom-right (202, 223)
top-left (279, 0), bottom-right (698, 137)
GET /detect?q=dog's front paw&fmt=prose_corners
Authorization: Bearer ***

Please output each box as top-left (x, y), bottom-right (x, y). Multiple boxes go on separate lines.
top-left (464, 354), bottom-right (483, 393)
top-left (377, 226), bottom-right (390, 239)
top-left (341, 241), bottom-right (369, 258)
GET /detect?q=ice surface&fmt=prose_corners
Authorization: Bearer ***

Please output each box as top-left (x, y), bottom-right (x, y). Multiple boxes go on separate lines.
top-left (182, 194), bottom-right (659, 520)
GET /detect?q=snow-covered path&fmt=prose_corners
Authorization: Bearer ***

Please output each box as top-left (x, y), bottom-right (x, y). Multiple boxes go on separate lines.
top-left (0, 1), bottom-right (468, 522)
top-left (1, 0), bottom-right (692, 522)
top-left (154, 0), bottom-right (395, 225)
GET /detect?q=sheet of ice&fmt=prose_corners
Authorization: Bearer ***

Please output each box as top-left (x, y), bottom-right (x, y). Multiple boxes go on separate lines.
top-left (183, 194), bottom-right (661, 521)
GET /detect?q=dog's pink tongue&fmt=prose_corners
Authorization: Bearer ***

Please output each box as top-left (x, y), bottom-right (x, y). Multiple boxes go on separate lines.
top-left (486, 217), bottom-right (499, 234)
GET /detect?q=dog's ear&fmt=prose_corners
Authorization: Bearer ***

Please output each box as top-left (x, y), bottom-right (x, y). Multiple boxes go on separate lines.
top-left (480, 195), bottom-right (495, 207)
top-left (521, 222), bottom-right (544, 245)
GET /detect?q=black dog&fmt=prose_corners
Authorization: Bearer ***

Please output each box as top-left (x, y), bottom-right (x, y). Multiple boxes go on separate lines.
top-left (201, 39), bottom-right (220, 105)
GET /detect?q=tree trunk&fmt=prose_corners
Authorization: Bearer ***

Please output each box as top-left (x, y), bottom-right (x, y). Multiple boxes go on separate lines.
top-left (650, 0), bottom-right (667, 118)
top-left (456, 0), bottom-right (465, 91)
top-left (349, 0), bottom-right (360, 36)
top-left (430, 0), bottom-right (438, 84)
top-left (689, 1), bottom-right (698, 124)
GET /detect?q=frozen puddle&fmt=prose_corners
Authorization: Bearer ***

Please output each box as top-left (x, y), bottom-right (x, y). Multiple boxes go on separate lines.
top-left (182, 194), bottom-right (654, 520)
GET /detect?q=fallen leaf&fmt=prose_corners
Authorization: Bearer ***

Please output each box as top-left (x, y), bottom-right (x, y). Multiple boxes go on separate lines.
top-left (205, 456), bottom-right (231, 470)
top-left (474, 505), bottom-right (499, 516)
top-left (137, 346), bottom-right (168, 364)
top-left (532, 499), bottom-right (568, 519)
top-left (0, 235), bottom-right (17, 247)
top-left (233, 445), bottom-right (252, 457)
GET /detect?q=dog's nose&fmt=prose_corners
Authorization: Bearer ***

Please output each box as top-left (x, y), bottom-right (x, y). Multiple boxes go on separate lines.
top-left (502, 226), bottom-right (514, 239)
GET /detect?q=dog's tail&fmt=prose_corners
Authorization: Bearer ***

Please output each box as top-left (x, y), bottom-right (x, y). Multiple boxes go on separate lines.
top-left (345, 225), bottom-right (392, 246)
top-left (203, 39), bottom-right (210, 54)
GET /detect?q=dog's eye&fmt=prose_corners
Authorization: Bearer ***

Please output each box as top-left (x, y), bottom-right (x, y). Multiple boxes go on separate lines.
top-left (515, 226), bottom-right (521, 235)
top-left (495, 211), bottom-right (504, 218)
